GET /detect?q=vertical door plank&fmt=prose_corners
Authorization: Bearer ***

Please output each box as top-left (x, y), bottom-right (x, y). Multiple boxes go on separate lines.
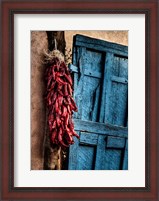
top-left (122, 139), bottom-right (128, 170)
top-left (119, 57), bottom-right (128, 127)
top-left (73, 48), bottom-right (86, 119)
top-left (111, 82), bottom-right (128, 126)
top-left (77, 132), bottom-right (98, 170)
top-left (105, 149), bottom-right (122, 170)
top-left (82, 76), bottom-right (100, 121)
top-left (95, 135), bottom-right (106, 170)
top-left (91, 84), bottom-right (101, 122)
top-left (72, 46), bottom-right (77, 66)
top-left (72, 46), bottom-right (78, 119)
top-left (113, 56), bottom-right (128, 79)
top-left (77, 145), bottom-right (96, 170)
top-left (99, 53), bottom-right (107, 123)
top-left (108, 55), bottom-right (128, 127)
top-left (72, 71), bottom-right (79, 119)
top-left (80, 50), bottom-right (103, 122)
top-left (104, 53), bottom-right (114, 124)
top-left (72, 47), bottom-right (79, 119)
top-left (119, 57), bottom-right (128, 79)
top-left (68, 131), bottom-right (80, 170)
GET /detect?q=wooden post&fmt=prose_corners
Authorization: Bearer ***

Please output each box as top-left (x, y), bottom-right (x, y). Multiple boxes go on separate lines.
top-left (43, 31), bottom-right (66, 170)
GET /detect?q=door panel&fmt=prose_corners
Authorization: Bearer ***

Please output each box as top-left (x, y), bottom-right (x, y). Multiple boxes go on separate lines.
top-left (113, 55), bottom-right (128, 78)
top-left (78, 145), bottom-right (96, 170)
top-left (68, 131), bottom-right (79, 170)
top-left (82, 49), bottom-right (103, 74)
top-left (80, 132), bottom-right (98, 145)
top-left (110, 81), bottom-right (128, 126)
top-left (73, 48), bottom-right (103, 122)
top-left (104, 136), bottom-right (126, 170)
top-left (69, 131), bottom-right (127, 170)
top-left (105, 149), bottom-right (122, 170)
top-left (82, 76), bottom-right (101, 121)
top-left (69, 131), bottom-right (97, 170)
top-left (69, 34), bottom-right (128, 170)
top-left (104, 53), bottom-right (128, 126)
top-left (107, 136), bottom-right (125, 148)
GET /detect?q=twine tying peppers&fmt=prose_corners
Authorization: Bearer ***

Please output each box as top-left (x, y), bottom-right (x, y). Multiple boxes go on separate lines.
top-left (44, 50), bottom-right (79, 148)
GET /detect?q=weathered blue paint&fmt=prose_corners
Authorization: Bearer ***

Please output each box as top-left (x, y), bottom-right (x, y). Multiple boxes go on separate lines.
top-left (106, 136), bottom-right (125, 149)
top-left (68, 131), bottom-right (80, 170)
top-left (105, 149), bottom-right (122, 170)
top-left (123, 139), bottom-right (128, 170)
top-left (80, 132), bottom-right (98, 145)
top-left (94, 135), bottom-right (106, 170)
top-left (73, 119), bottom-right (128, 138)
top-left (68, 34), bottom-right (128, 170)
top-left (77, 144), bottom-right (96, 170)
top-left (104, 52), bottom-right (114, 124)
top-left (74, 34), bottom-right (128, 56)
top-left (109, 55), bottom-right (128, 127)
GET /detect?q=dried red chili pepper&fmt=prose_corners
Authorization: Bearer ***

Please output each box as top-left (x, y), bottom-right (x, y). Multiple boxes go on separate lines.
top-left (63, 74), bottom-right (72, 85)
top-left (65, 113), bottom-right (69, 126)
top-left (56, 115), bottom-right (61, 127)
top-left (67, 105), bottom-right (71, 114)
top-left (52, 120), bottom-right (56, 129)
top-left (56, 77), bottom-right (67, 85)
top-left (58, 127), bottom-right (69, 147)
top-left (58, 94), bottom-right (63, 106)
top-left (45, 51), bottom-right (79, 148)
top-left (52, 92), bottom-right (57, 104)
top-left (67, 84), bottom-right (72, 96)
top-left (62, 105), bottom-right (67, 117)
top-left (64, 84), bottom-right (69, 96)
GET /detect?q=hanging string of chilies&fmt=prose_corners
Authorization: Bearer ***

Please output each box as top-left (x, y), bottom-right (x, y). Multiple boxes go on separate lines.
top-left (44, 43), bottom-right (79, 148)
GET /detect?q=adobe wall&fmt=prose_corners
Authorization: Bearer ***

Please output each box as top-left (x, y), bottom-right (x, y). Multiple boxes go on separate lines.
top-left (65, 31), bottom-right (128, 50)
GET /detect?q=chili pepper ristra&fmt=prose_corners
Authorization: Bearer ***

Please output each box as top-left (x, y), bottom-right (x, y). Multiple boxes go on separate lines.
top-left (44, 49), bottom-right (79, 148)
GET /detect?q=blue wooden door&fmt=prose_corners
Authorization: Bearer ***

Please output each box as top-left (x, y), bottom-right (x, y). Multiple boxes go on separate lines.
top-left (68, 35), bottom-right (128, 170)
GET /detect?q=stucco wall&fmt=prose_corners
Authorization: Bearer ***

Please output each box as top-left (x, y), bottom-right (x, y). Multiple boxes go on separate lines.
top-left (65, 31), bottom-right (128, 50)
top-left (31, 31), bottom-right (128, 170)
top-left (31, 31), bottom-right (48, 170)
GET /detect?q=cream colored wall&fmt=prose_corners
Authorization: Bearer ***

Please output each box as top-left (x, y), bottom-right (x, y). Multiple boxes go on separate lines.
top-left (31, 31), bottom-right (48, 170)
top-left (65, 31), bottom-right (128, 50)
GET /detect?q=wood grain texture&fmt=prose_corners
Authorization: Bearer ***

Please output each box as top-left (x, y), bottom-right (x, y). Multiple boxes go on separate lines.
top-left (95, 135), bottom-right (106, 170)
top-left (74, 119), bottom-right (128, 137)
top-left (69, 34), bottom-right (128, 170)
top-left (75, 34), bottom-right (128, 55)
top-left (107, 136), bottom-right (125, 149)
top-left (104, 52), bottom-right (114, 124)
top-left (122, 139), bottom-right (128, 170)
top-left (78, 144), bottom-right (96, 170)
top-left (73, 47), bottom-right (85, 119)
top-left (105, 149), bottom-right (122, 170)
top-left (68, 131), bottom-right (80, 170)
top-left (80, 132), bottom-right (98, 145)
